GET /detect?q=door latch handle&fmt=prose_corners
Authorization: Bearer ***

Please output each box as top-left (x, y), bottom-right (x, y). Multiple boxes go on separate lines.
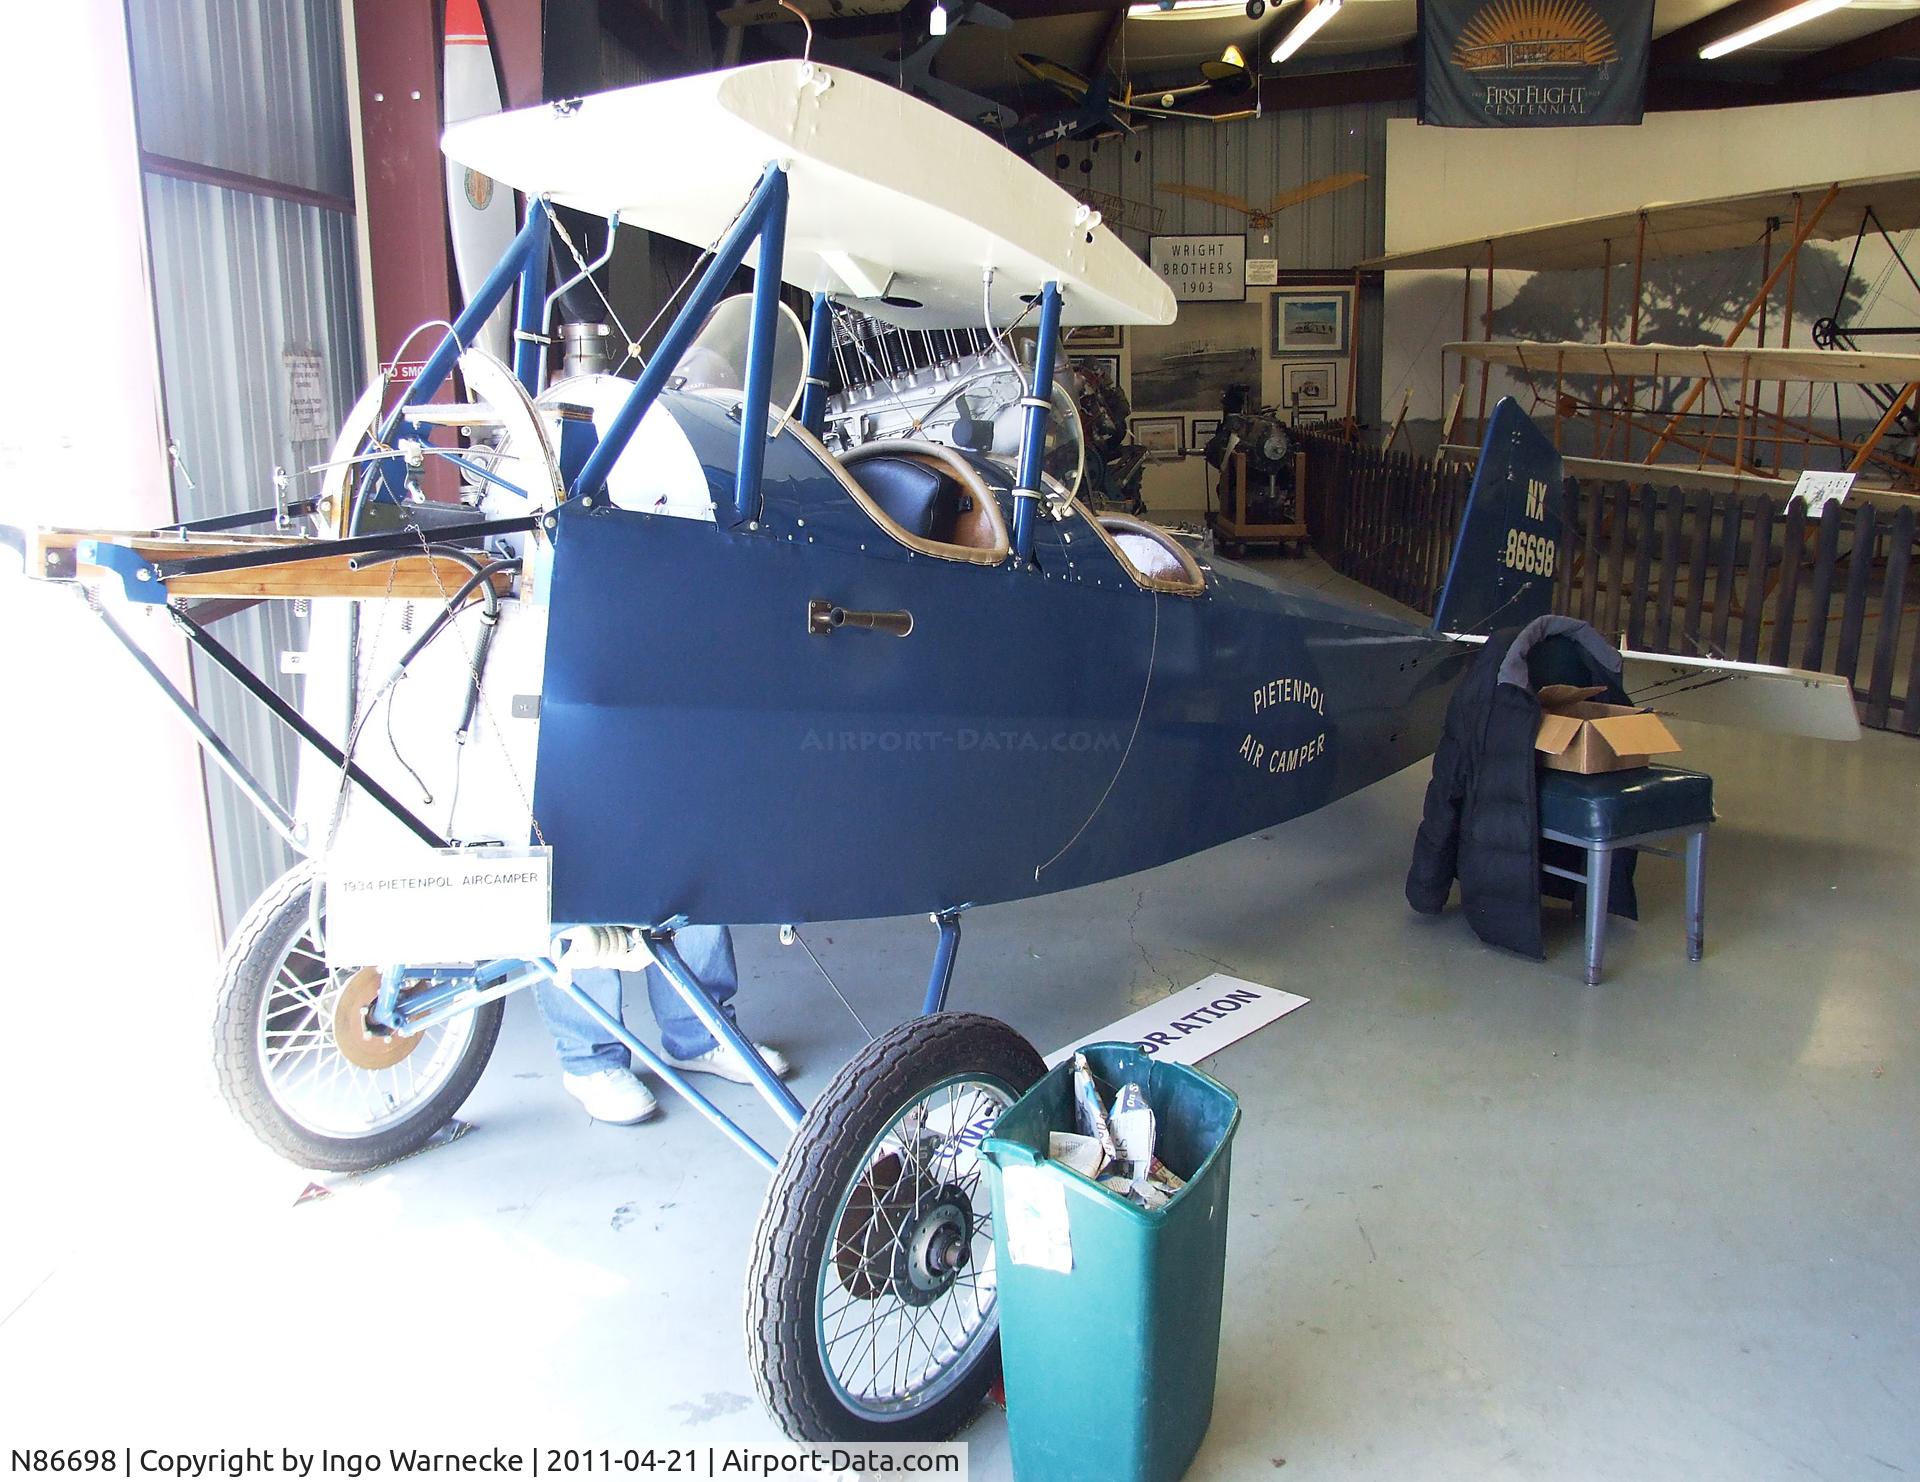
top-left (808, 599), bottom-right (913, 637)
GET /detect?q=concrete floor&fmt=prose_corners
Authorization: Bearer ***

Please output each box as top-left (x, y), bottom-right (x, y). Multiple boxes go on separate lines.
top-left (1, 557), bottom-right (1916, 1478)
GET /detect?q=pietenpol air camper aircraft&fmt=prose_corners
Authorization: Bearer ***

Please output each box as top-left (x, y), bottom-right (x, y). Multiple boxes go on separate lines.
top-left (2, 60), bottom-right (1859, 1444)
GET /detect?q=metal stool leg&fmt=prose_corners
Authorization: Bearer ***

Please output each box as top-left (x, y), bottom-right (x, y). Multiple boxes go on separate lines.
top-left (1583, 844), bottom-right (1612, 985)
top-left (1684, 827), bottom-right (1707, 962)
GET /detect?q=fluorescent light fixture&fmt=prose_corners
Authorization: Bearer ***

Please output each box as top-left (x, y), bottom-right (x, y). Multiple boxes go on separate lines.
top-left (1126, 1), bottom-right (1246, 17)
top-left (1270, 0), bottom-right (1341, 63)
top-left (1698, 0), bottom-right (1851, 59)
top-left (930, 0), bottom-right (948, 35)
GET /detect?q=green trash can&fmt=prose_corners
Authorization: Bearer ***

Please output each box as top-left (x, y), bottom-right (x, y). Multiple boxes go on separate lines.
top-left (981, 1043), bottom-right (1242, 1482)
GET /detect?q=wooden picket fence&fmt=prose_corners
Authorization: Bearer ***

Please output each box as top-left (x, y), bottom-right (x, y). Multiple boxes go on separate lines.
top-left (1298, 435), bottom-right (1920, 735)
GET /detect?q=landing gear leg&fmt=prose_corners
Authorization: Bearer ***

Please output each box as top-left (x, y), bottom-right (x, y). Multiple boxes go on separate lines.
top-left (645, 929), bottom-right (807, 1128)
top-left (921, 909), bottom-right (965, 1016)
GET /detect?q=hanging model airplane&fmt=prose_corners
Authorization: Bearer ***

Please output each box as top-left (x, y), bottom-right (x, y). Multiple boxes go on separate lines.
top-left (0, 58), bottom-right (1860, 1453)
top-left (1004, 48), bottom-right (1259, 154)
top-left (807, 0), bottom-right (1022, 129)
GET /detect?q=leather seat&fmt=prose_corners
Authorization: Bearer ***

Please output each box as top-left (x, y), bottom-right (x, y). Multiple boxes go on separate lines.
top-left (1111, 530), bottom-right (1188, 582)
top-left (1538, 765), bottom-right (1715, 842)
top-left (1097, 513), bottom-right (1206, 593)
top-left (844, 454), bottom-right (960, 542)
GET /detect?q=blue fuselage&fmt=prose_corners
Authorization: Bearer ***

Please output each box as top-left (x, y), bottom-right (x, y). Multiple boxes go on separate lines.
top-left (532, 395), bottom-right (1472, 927)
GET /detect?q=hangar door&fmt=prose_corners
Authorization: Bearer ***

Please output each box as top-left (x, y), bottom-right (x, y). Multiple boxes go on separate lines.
top-left (125, 0), bottom-right (365, 930)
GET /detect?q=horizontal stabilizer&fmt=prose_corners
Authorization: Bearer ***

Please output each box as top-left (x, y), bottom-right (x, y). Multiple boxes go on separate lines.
top-left (1623, 651), bottom-right (1860, 741)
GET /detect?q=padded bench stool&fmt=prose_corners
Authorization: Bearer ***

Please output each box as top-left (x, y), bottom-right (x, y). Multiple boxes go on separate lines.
top-left (1538, 764), bottom-right (1715, 985)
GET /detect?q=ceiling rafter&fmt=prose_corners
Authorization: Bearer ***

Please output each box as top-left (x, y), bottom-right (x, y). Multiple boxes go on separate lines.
top-left (1083, 3), bottom-right (1130, 76)
top-left (1186, 62), bottom-right (1419, 116)
top-left (804, 0), bottom-right (1110, 37)
top-left (1650, 0), bottom-right (1830, 66)
top-left (1797, 12), bottom-right (1920, 82)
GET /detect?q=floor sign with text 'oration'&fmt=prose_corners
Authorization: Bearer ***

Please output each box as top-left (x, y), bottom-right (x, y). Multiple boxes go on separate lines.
top-left (1048, 973), bottom-right (1309, 1068)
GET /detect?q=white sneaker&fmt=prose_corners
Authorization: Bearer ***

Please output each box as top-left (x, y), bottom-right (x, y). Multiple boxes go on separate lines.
top-left (666, 1040), bottom-right (792, 1085)
top-left (561, 1067), bottom-right (659, 1125)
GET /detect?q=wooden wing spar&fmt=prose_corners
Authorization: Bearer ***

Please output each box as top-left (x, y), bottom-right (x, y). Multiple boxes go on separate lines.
top-left (1445, 341), bottom-right (1920, 493)
top-left (441, 61), bottom-right (1177, 331)
top-left (1365, 172), bottom-right (1920, 273)
top-left (1447, 341), bottom-right (1920, 386)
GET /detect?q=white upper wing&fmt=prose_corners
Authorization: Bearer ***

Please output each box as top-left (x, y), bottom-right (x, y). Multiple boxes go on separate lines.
top-left (442, 61), bottom-right (1177, 332)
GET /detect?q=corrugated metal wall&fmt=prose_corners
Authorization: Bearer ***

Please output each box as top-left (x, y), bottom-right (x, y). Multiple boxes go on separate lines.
top-left (128, 0), bottom-right (363, 932)
top-left (125, 0), bottom-right (354, 194)
top-left (1060, 97), bottom-right (1410, 423)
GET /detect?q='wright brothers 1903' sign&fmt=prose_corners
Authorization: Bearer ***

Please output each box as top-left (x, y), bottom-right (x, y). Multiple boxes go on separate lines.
top-left (1418, 0), bottom-right (1653, 128)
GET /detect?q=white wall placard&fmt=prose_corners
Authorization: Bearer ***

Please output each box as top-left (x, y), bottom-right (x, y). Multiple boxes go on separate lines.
top-left (283, 349), bottom-right (329, 440)
top-left (1790, 469), bottom-right (1855, 518)
top-left (325, 846), bottom-right (552, 967)
top-left (1048, 973), bottom-right (1309, 1067)
top-left (1246, 257), bottom-right (1279, 287)
top-left (1150, 234), bottom-right (1246, 302)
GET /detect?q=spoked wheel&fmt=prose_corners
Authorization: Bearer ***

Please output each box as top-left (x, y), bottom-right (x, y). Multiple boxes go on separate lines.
top-left (211, 862), bottom-right (504, 1171)
top-left (747, 1012), bottom-right (1046, 1441)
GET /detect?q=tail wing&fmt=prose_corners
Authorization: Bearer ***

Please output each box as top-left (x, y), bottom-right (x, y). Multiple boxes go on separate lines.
top-left (1432, 398), bottom-right (1562, 636)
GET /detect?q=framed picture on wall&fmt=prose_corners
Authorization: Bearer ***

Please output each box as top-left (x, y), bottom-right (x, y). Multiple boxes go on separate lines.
top-left (1072, 354), bottom-right (1121, 386)
top-left (1188, 417), bottom-right (1221, 452)
top-left (1281, 360), bottom-right (1338, 409)
top-left (1128, 300), bottom-right (1261, 412)
top-left (1271, 290), bottom-right (1350, 356)
top-left (1293, 410), bottom-right (1329, 428)
top-left (1132, 415), bottom-right (1185, 460)
top-left (1063, 324), bottom-right (1123, 350)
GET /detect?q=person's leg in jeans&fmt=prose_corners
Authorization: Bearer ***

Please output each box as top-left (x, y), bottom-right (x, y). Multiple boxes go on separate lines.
top-left (645, 923), bottom-right (738, 1060)
top-left (533, 969), bottom-right (657, 1123)
top-left (532, 969), bottom-right (630, 1073)
top-left (653, 925), bottom-right (791, 1082)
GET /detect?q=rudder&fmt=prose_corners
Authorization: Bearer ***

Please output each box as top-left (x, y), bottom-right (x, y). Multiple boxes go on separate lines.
top-left (1432, 397), bottom-right (1563, 635)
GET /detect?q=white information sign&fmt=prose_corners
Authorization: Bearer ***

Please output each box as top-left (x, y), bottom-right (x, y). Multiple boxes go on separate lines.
top-left (1048, 973), bottom-right (1309, 1068)
top-left (1790, 468), bottom-right (1855, 518)
top-left (1246, 257), bottom-right (1279, 287)
top-left (284, 349), bottom-right (329, 441)
top-left (325, 846), bottom-right (552, 968)
top-left (1150, 234), bottom-right (1246, 302)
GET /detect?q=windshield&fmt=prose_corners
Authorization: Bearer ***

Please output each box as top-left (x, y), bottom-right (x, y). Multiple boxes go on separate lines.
top-left (670, 294), bottom-right (807, 418)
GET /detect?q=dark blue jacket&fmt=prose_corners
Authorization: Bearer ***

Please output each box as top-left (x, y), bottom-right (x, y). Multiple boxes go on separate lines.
top-left (1406, 616), bottom-right (1638, 959)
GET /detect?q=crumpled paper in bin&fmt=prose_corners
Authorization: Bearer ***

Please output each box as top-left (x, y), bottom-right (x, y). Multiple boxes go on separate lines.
top-left (1054, 1055), bottom-right (1190, 1211)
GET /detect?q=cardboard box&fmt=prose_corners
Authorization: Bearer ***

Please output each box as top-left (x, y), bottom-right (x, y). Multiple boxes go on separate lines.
top-left (1535, 685), bottom-right (1681, 774)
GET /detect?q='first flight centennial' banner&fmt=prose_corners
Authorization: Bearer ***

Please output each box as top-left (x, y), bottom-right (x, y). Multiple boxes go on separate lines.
top-left (1419, 0), bottom-right (1653, 127)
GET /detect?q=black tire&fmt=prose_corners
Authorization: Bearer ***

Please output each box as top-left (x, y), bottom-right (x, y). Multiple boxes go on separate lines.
top-left (211, 862), bottom-right (504, 1172)
top-left (746, 1012), bottom-right (1047, 1442)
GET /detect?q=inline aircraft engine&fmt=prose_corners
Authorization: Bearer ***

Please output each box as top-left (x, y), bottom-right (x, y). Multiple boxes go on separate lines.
top-left (821, 311), bottom-right (1086, 497)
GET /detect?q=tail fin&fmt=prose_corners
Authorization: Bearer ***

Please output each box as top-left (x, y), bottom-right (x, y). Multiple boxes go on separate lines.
top-left (1432, 398), bottom-right (1563, 636)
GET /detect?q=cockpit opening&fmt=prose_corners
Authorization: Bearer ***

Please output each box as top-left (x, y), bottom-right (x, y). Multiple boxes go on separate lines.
top-left (793, 429), bottom-right (1011, 565)
top-left (1084, 511), bottom-right (1208, 596)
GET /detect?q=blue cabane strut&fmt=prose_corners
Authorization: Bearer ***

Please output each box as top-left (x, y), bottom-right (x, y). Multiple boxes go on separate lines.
top-left (568, 164), bottom-right (791, 526)
top-left (1011, 281), bottom-right (1062, 563)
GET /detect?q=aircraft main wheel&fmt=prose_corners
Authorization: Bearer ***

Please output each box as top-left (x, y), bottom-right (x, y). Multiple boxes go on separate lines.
top-left (746, 1012), bottom-right (1047, 1441)
top-left (211, 862), bottom-right (503, 1172)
